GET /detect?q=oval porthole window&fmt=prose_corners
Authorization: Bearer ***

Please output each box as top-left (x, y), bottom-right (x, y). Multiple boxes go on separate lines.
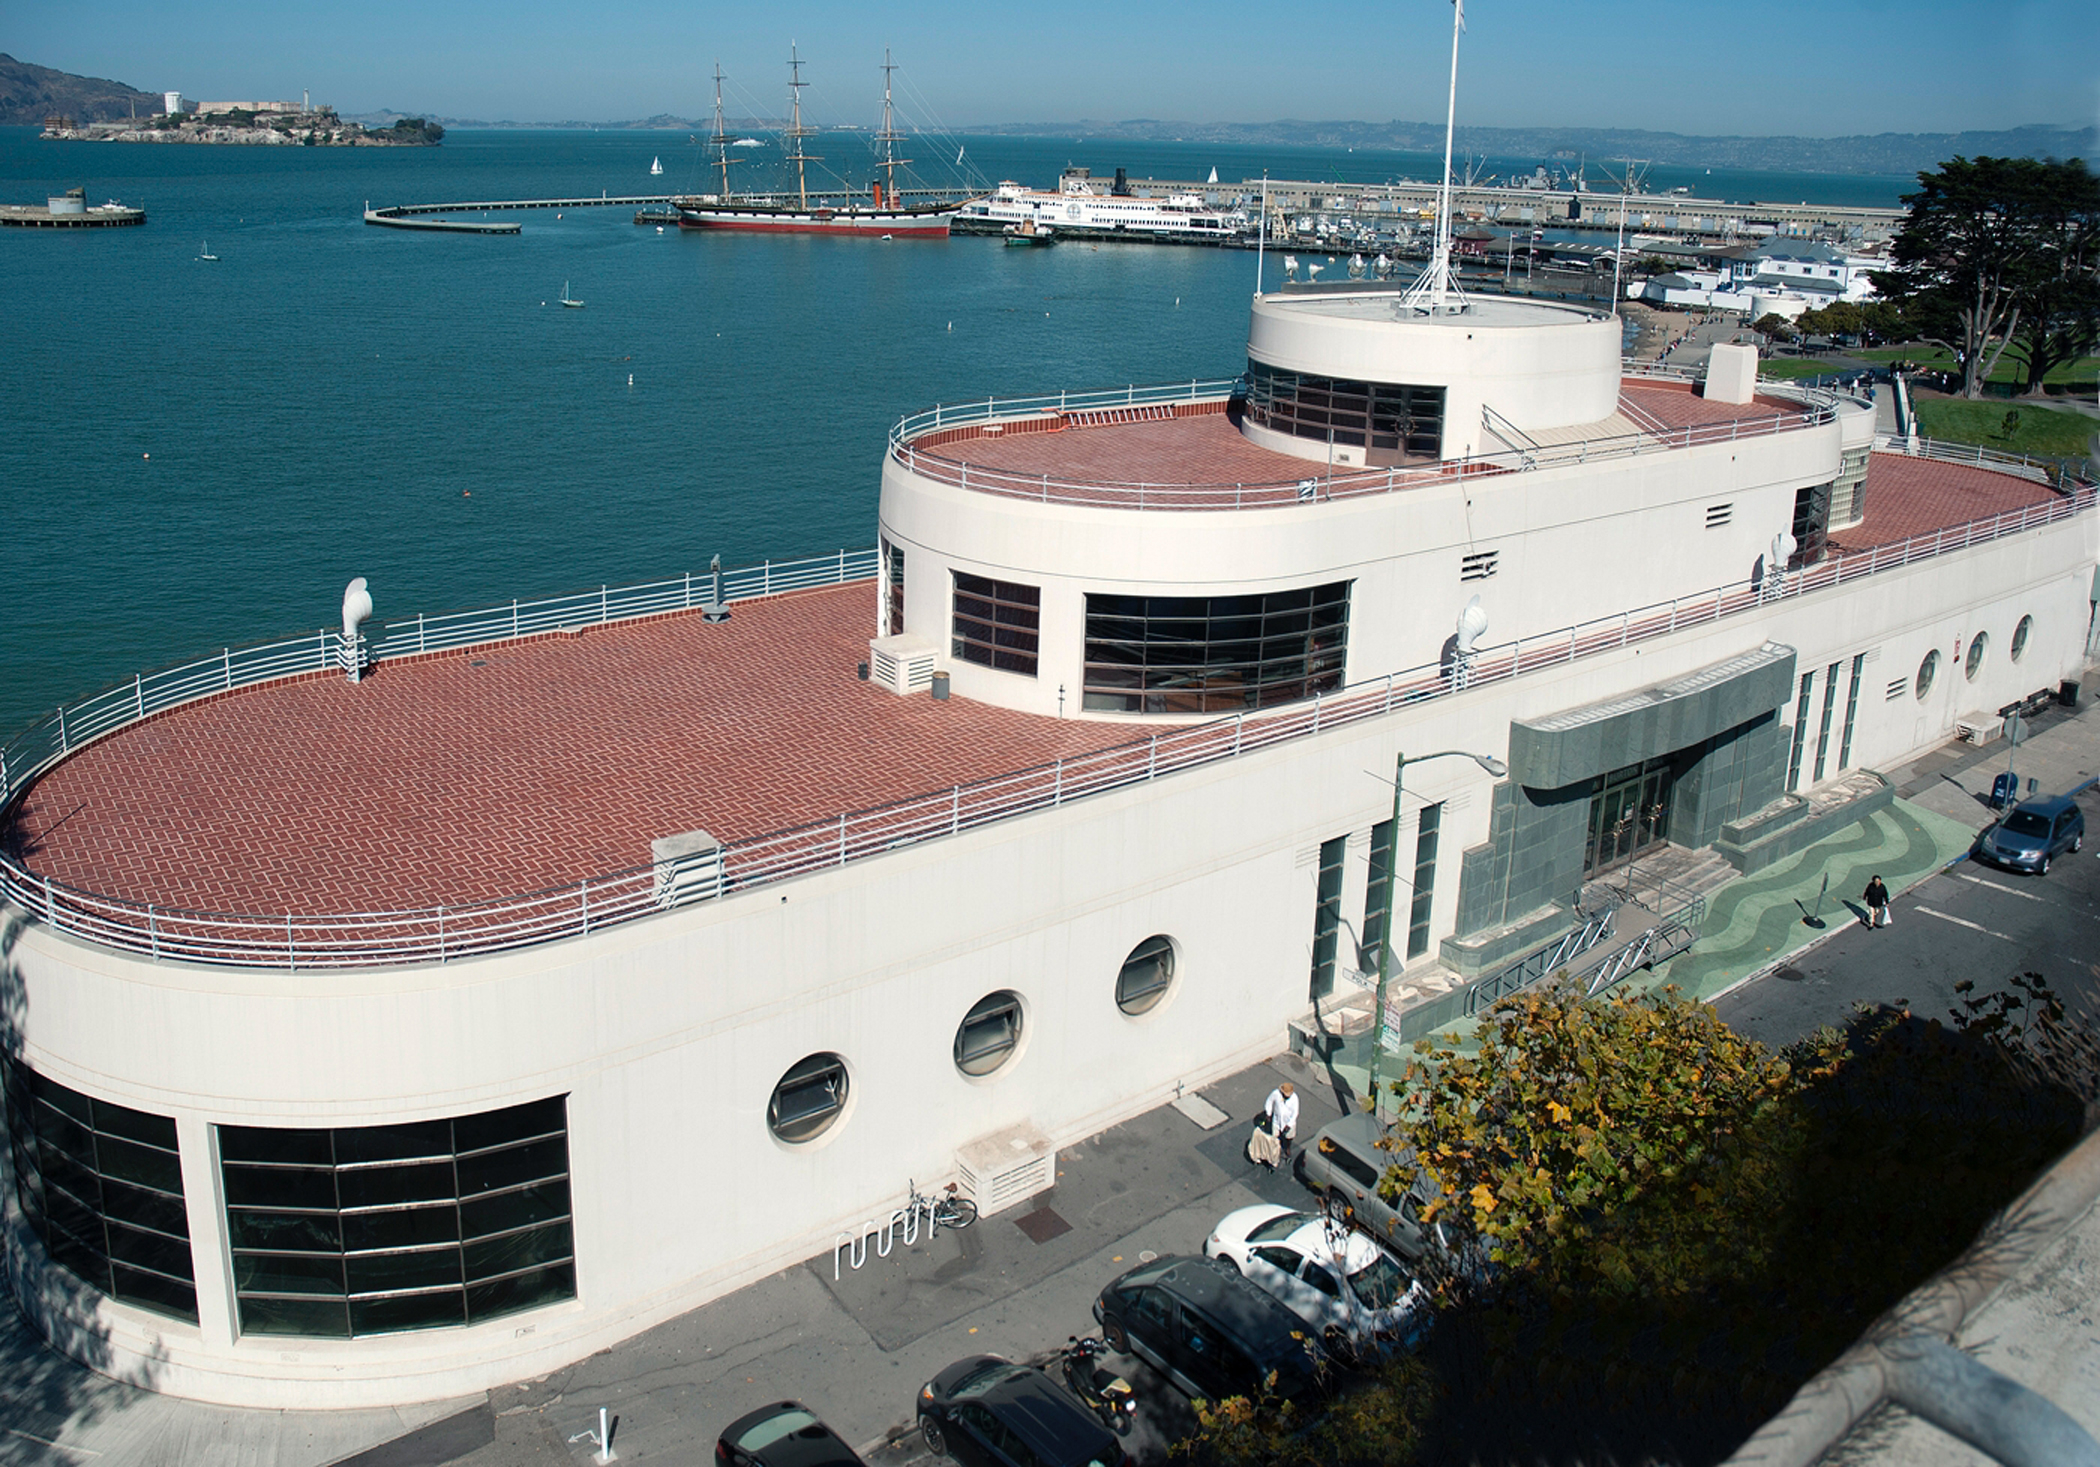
top-left (2011, 615), bottom-right (2033, 663)
top-left (1916, 648), bottom-right (1940, 701)
top-left (768, 1053), bottom-right (849, 1143)
top-left (954, 991), bottom-right (1024, 1077)
top-left (1965, 632), bottom-right (1988, 682)
top-left (1116, 935), bottom-right (1177, 1016)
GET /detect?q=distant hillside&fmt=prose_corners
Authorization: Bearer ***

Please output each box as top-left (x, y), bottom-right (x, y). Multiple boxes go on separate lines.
top-left (973, 119), bottom-right (2096, 177)
top-left (0, 53), bottom-right (161, 126)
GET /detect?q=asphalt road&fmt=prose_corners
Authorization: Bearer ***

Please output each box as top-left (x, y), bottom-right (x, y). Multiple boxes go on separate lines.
top-left (1718, 783), bottom-right (2100, 1048)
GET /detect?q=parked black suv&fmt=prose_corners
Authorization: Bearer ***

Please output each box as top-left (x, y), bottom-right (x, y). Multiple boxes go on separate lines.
top-left (1093, 1254), bottom-right (1326, 1404)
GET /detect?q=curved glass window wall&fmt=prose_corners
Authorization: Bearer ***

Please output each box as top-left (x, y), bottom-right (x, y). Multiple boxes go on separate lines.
top-left (952, 572), bottom-right (1041, 677)
top-left (3, 1059), bottom-right (197, 1322)
top-left (219, 1096), bottom-right (573, 1338)
top-left (1244, 360), bottom-right (1445, 462)
top-left (1083, 582), bottom-right (1350, 714)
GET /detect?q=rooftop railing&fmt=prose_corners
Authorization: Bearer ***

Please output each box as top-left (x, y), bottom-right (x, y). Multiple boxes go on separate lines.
top-left (3, 479), bottom-right (2090, 971)
top-left (889, 375), bottom-right (1841, 511)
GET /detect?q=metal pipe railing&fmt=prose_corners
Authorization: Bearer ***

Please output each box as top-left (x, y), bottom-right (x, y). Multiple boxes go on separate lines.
top-left (3, 484), bottom-right (2091, 970)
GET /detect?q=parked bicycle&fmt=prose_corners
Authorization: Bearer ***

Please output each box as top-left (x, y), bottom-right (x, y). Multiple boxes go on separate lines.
top-left (909, 1178), bottom-right (979, 1234)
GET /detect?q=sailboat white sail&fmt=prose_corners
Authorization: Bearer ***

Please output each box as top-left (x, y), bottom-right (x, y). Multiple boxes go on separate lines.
top-left (650, 156), bottom-right (663, 176)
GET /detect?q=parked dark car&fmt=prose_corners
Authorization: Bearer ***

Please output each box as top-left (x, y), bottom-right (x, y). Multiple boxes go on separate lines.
top-left (917, 1355), bottom-right (1125, 1467)
top-left (716, 1400), bottom-right (867, 1467)
top-left (1976, 794), bottom-right (2085, 875)
top-left (1291, 1111), bottom-right (1441, 1261)
top-left (1093, 1254), bottom-right (1327, 1404)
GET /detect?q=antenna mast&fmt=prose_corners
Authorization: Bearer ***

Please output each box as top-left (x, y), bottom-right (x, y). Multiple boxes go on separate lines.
top-left (783, 43), bottom-right (819, 211)
top-left (1401, 0), bottom-right (1467, 317)
top-left (876, 48), bottom-right (910, 206)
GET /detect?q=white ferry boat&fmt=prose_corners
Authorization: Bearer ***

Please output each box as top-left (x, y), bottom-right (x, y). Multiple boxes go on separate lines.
top-left (956, 166), bottom-right (1249, 241)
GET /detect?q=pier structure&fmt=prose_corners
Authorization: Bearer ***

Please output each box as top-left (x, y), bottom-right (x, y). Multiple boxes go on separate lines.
top-left (2, 187), bottom-right (145, 228)
top-left (1127, 175), bottom-right (1906, 242)
top-left (366, 186), bottom-right (982, 234)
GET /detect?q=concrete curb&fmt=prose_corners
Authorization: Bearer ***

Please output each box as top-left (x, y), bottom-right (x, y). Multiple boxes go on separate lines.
top-left (1722, 1110), bottom-right (2100, 1464)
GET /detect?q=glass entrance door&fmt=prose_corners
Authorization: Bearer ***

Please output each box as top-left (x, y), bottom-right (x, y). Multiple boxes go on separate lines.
top-left (1585, 756), bottom-right (1676, 875)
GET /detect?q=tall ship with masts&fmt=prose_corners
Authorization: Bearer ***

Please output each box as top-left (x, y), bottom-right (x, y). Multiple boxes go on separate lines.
top-left (674, 49), bottom-right (960, 237)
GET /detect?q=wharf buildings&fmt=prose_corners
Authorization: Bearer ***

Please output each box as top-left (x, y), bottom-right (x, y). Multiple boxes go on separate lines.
top-left (1, 275), bottom-right (2093, 1405)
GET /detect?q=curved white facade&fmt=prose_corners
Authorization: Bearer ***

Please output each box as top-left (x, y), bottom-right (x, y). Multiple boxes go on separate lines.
top-left (4, 282), bottom-right (2094, 1407)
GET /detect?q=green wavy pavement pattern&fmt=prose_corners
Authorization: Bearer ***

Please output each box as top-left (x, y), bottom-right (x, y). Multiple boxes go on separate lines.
top-left (1641, 797), bottom-right (1977, 1002)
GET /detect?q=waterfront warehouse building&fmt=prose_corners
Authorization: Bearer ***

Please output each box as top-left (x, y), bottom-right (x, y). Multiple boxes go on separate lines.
top-left (2, 281), bottom-right (2093, 1405)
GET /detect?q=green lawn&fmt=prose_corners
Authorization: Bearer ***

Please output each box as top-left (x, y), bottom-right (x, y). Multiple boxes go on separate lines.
top-left (1912, 399), bottom-right (2096, 458)
top-left (1758, 358), bottom-right (1847, 380)
top-left (1856, 344), bottom-right (2099, 390)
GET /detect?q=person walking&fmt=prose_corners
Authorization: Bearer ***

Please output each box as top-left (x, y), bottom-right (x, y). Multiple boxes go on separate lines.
top-left (1862, 874), bottom-right (1890, 929)
top-left (1263, 1081), bottom-right (1300, 1163)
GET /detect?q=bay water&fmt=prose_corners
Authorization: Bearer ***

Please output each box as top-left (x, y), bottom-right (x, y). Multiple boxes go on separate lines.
top-left (0, 126), bottom-right (1911, 736)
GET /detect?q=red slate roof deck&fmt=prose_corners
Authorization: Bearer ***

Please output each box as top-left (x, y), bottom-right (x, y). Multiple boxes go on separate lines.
top-left (2, 444), bottom-right (2072, 925)
top-left (907, 380), bottom-right (1811, 499)
top-left (5, 586), bottom-right (1132, 917)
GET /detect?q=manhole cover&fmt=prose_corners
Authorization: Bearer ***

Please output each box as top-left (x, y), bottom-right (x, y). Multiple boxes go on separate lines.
top-left (1013, 1206), bottom-right (1073, 1245)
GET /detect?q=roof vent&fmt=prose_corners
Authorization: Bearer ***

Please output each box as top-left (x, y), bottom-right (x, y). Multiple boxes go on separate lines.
top-left (651, 830), bottom-right (723, 908)
top-left (1705, 342), bottom-right (1758, 405)
top-left (870, 633), bottom-right (939, 695)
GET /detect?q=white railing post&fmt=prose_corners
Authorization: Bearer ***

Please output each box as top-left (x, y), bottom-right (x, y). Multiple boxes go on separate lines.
top-left (1234, 712), bottom-right (1244, 754)
top-left (580, 879), bottom-right (590, 933)
top-left (1054, 759), bottom-right (1063, 804)
top-left (838, 812), bottom-right (848, 865)
top-left (134, 675), bottom-right (144, 719)
top-left (1148, 735), bottom-right (1158, 778)
top-left (951, 785), bottom-right (960, 834)
top-left (148, 904), bottom-right (158, 961)
top-left (286, 913), bottom-right (295, 970)
top-left (224, 648), bottom-right (232, 689)
top-left (58, 705), bottom-right (68, 754)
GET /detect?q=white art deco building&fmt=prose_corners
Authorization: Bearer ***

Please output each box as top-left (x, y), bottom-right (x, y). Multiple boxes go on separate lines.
top-left (2, 278), bottom-right (2093, 1406)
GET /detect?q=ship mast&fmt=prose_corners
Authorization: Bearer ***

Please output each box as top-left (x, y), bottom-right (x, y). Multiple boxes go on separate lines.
top-left (783, 43), bottom-right (820, 211)
top-left (875, 48), bottom-right (910, 208)
top-left (709, 61), bottom-right (736, 200)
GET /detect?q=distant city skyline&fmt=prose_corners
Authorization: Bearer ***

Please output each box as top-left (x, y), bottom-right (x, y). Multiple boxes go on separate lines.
top-left (11, 0), bottom-right (2097, 138)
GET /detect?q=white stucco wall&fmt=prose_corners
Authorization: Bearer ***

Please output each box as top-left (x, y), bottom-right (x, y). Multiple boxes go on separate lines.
top-left (3, 507), bottom-right (2091, 1407)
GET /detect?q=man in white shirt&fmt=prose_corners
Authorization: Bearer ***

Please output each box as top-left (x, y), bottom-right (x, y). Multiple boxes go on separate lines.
top-left (1263, 1081), bottom-right (1299, 1161)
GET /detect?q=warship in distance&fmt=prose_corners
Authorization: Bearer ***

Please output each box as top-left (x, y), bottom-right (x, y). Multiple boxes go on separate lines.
top-left (673, 49), bottom-right (958, 238)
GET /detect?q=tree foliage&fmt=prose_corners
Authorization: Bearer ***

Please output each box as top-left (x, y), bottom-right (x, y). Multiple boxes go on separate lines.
top-left (1397, 983), bottom-right (1795, 1298)
top-left (1872, 155), bottom-right (2099, 398)
top-left (1179, 976), bottom-right (2091, 1465)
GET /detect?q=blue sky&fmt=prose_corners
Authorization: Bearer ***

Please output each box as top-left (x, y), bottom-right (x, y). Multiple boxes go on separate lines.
top-left (12, 0), bottom-right (2096, 136)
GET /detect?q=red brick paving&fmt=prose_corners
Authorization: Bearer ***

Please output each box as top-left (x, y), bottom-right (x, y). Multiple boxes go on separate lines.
top-left (5, 586), bottom-right (1132, 917)
top-left (5, 436), bottom-right (2068, 923)
top-left (908, 380), bottom-right (1816, 498)
top-left (1832, 453), bottom-right (2062, 552)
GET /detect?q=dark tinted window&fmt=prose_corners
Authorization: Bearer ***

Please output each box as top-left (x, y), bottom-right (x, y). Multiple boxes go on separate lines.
top-left (220, 1097), bottom-right (573, 1338)
top-left (1322, 1137), bottom-right (1379, 1188)
top-left (1083, 583), bottom-right (1350, 714)
top-left (952, 572), bottom-right (1041, 677)
top-left (2, 1059), bottom-right (196, 1322)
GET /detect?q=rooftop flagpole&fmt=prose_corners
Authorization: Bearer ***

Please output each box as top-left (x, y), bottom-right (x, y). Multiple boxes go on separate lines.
top-left (1401, 0), bottom-right (1468, 316)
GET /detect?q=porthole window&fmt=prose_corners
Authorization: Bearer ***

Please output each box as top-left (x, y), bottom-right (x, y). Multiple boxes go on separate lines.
top-left (1116, 935), bottom-right (1177, 1015)
top-left (1915, 648), bottom-right (1940, 701)
top-left (1965, 632), bottom-right (1988, 682)
top-left (2011, 616), bottom-right (2033, 663)
top-left (955, 991), bottom-right (1024, 1077)
top-left (769, 1053), bottom-right (849, 1143)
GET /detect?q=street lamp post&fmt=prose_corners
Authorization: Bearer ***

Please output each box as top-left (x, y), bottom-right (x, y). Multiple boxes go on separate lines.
top-left (1369, 747), bottom-right (1508, 1117)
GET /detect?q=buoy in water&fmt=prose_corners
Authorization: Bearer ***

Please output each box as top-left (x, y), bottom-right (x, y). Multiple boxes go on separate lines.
top-left (142, 452), bottom-right (149, 460)
top-left (628, 374), bottom-right (634, 387)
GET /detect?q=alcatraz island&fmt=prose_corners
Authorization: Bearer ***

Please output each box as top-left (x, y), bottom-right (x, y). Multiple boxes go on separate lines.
top-left (42, 96), bottom-right (442, 147)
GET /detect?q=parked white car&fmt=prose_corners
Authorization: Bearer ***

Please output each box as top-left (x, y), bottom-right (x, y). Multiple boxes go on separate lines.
top-left (1201, 1204), bottom-right (1430, 1358)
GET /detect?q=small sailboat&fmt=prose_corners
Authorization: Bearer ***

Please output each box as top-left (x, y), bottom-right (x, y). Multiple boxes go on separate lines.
top-left (198, 240), bottom-right (218, 261)
top-left (559, 280), bottom-right (584, 308)
top-left (650, 156), bottom-right (663, 176)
